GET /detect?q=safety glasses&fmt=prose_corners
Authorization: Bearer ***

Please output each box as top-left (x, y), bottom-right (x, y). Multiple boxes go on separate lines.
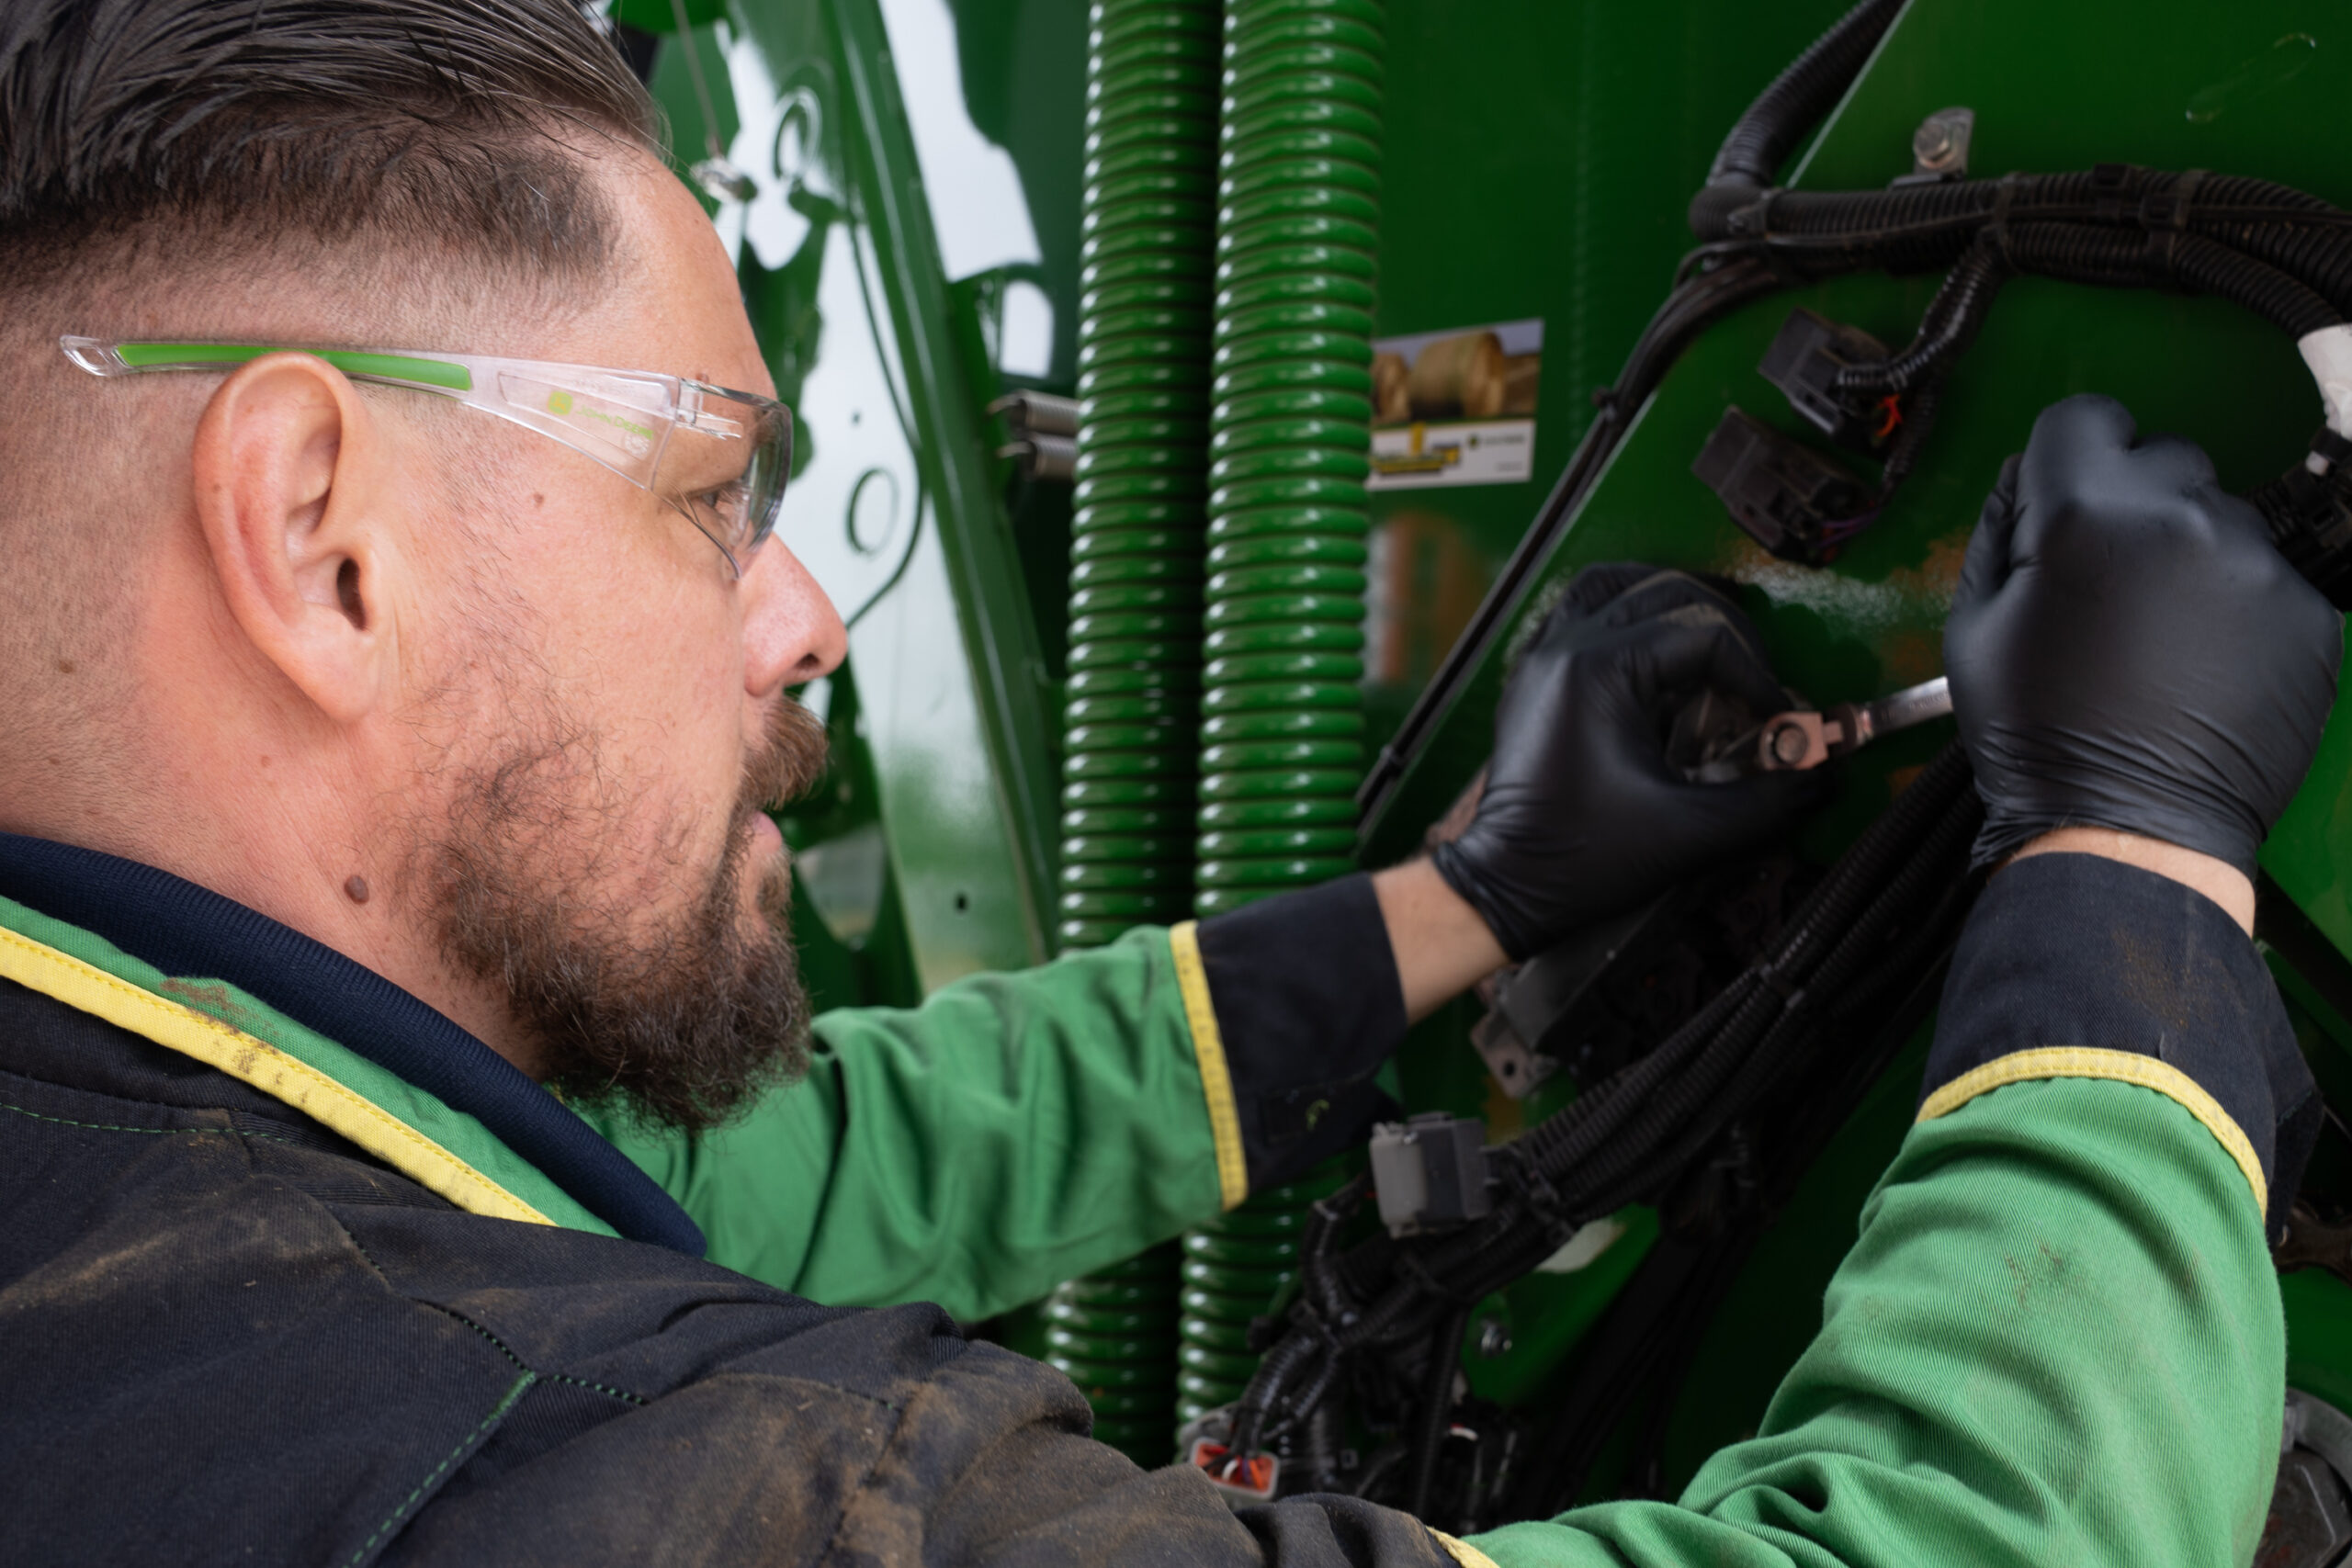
top-left (60, 337), bottom-right (793, 575)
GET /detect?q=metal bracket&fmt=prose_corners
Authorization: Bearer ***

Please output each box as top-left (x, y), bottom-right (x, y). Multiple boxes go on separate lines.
top-left (1469, 1006), bottom-right (1557, 1100)
top-left (987, 390), bottom-right (1078, 481)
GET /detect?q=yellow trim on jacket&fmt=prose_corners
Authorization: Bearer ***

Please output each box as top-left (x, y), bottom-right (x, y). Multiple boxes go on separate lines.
top-left (0, 922), bottom-right (558, 1228)
top-left (1917, 1044), bottom-right (2266, 1214)
top-left (1430, 1529), bottom-right (1501, 1568)
top-left (1169, 921), bottom-right (1249, 1211)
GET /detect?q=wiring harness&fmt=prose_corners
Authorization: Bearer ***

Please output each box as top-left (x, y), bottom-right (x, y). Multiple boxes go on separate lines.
top-left (1211, 746), bottom-right (1981, 1523)
top-left (1363, 0), bottom-right (2352, 816)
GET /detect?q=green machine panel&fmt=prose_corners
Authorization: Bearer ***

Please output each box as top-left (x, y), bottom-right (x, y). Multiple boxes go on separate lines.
top-left (630, 0), bottom-right (2352, 1519)
top-left (1352, 0), bottom-right (2352, 1497)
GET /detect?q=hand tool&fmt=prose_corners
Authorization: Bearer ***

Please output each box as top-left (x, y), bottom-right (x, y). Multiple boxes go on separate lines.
top-left (1750, 674), bottom-right (1951, 772)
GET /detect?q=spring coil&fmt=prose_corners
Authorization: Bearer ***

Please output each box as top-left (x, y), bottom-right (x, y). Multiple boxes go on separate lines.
top-left (1056, 0), bottom-right (1222, 950)
top-left (1193, 0), bottom-right (1383, 916)
top-left (1044, 1242), bottom-right (1184, 1461)
top-left (1178, 0), bottom-right (1383, 1433)
top-left (1044, 0), bottom-right (1222, 1468)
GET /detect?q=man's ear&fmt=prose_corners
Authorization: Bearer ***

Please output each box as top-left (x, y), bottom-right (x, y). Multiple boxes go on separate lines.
top-left (188, 354), bottom-right (401, 726)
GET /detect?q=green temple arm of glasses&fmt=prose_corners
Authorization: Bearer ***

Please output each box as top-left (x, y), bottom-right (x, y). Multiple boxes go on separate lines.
top-left (108, 342), bottom-right (475, 392)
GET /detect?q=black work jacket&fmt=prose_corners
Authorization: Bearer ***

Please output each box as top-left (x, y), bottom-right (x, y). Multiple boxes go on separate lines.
top-left (0, 834), bottom-right (1452, 1567)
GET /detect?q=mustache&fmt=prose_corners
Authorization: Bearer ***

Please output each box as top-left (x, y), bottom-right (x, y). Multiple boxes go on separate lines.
top-left (742, 694), bottom-right (830, 818)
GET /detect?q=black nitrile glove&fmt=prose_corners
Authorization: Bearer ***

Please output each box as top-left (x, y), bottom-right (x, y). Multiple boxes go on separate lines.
top-left (1431, 566), bottom-right (1826, 961)
top-left (1946, 393), bottom-right (2343, 875)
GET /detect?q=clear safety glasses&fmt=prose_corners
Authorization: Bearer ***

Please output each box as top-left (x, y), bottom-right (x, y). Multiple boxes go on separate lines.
top-left (60, 337), bottom-right (793, 575)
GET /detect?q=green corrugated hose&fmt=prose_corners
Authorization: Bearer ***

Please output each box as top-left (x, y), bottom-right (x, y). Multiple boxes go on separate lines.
top-left (1042, 1243), bottom-right (1182, 1461)
top-left (1177, 0), bottom-right (1383, 1431)
top-left (1044, 0), bottom-right (1223, 1466)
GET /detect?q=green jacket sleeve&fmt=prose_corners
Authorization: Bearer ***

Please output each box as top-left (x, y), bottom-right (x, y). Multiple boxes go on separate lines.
top-left (1464, 1074), bottom-right (2281, 1567)
top-left (590, 874), bottom-right (1408, 1323)
top-left (1453, 852), bottom-right (2307, 1568)
top-left (589, 924), bottom-right (1227, 1320)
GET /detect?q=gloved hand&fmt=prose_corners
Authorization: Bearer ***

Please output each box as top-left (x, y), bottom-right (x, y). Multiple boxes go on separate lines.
top-left (1946, 393), bottom-right (2343, 875)
top-left (1431, 565), bottom-right (1825, 960)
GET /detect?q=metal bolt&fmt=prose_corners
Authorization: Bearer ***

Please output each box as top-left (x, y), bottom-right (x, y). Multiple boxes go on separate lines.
top-left (1906, 107), bottom-right (1975, 178)
top-left (1476, 1316), bottom-right (1513, 1359)
top-left (1766, 720), bottom-right (1812, 769)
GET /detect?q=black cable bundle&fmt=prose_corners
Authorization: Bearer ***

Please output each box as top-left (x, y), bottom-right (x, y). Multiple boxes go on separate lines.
top-left (1790, 216), bottom-right (2340, 546)
top-left (1227, 747), bottom-right (1984, 1519)
top-left (1700, 0), bottom-right (1905, 195)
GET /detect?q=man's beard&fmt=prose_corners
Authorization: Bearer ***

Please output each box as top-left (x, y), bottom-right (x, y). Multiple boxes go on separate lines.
top-left (418, 696), bottom-right (830, 1133)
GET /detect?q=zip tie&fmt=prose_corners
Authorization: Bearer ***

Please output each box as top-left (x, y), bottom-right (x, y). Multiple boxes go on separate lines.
top-left (2147, 169), bottom-right (2209, 286)
top-left (1987, 172), bottom-right (2021, 267)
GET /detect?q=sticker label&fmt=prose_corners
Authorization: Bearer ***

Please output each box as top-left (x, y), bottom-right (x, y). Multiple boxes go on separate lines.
top-left (1368, 318), bottom-right (1544, 491)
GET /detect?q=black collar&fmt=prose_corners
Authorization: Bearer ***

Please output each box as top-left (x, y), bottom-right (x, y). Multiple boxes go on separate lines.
top-left (0, 831), bottom-right (704, 1255)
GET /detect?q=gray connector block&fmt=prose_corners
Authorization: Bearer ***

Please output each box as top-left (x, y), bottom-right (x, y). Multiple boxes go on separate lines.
top-left (1369, 1112), bottom-right (1492, 1237)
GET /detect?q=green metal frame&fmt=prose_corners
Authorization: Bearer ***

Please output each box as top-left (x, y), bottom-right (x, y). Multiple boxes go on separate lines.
top-left (829, 0), bottom-right (1066, 957)
top-left (647, 0), bottom-right (1069, 989)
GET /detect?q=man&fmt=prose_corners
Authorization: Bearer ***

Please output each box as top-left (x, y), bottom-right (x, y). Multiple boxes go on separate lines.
top-left (0, 0), bottom-right (1814, 1326)
top-left (0, 3), bottom-right (2335, 1566)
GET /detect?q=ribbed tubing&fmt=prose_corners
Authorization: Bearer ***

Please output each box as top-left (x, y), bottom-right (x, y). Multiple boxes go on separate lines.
top-left (1192, 0), bottom-right (1381, 916)
top-left (1055, 0), bottom-right (1222, 950)
top-left (1045, 0), bottom-right (1223, 1469)
top-left (1042, 1242), bottom-right (1184, 1461)
top-left (1178, 0), bottom-right (1382, 1433)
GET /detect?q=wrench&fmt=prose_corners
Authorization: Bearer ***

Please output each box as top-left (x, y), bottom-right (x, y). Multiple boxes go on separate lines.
top-left (1751, 674), bottom-right (1952, 772)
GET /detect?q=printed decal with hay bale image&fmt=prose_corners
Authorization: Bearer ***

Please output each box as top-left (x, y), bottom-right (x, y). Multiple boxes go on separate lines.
top-left (1368, 317), bottom-right (1542, 491)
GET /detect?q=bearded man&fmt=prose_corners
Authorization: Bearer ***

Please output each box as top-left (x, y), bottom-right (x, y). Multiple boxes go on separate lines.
top-left (0, 2), bottom-right (2338, 1567)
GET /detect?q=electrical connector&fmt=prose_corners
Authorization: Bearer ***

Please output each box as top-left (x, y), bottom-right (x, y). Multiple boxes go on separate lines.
top-left (2252, 427), bottom-right (2352, 608)
top-left (1190, 1439), bottom-right (1280, 1507)
top-left (1691, 407), bottom-right (1874, 564)
top-left (1369, 1113), bottom-right (1491, 1236)
top-left (1757, 309), bottom-right (1894, 453)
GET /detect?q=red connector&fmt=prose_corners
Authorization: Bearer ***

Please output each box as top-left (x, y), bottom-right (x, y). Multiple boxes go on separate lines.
top-left (1189, 1438), bottom-right (1279, 1505)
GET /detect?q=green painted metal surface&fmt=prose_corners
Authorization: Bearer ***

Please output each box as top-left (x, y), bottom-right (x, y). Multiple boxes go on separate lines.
top-left (1358, 0), bottom-right (1860, 728)
top-left (825, 0), bottom-right (1063, 971)
top-left (944, 0), bottom-right (1088, 383)
top-left (650, 0), bottom-right (1071, 995)
top-left (684, 0), bottom-right (2352, 1495)
top-left (1361, 1), bottom-right (2352, 869)
top-left (1356, 0), bottom-right (2352, 1464)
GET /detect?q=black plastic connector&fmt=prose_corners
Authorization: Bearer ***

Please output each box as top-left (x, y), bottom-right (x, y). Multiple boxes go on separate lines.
top-left (1758, 309), bottom-right (1893, 453)
top-left (1691, 407), bottom-right (1872, 564)
top-left (2252, 429), bottom-right (2352, 609)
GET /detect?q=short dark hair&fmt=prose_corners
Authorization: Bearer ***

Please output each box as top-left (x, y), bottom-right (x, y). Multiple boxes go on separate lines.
top-left (0, 0), bottom-right (660, 295)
